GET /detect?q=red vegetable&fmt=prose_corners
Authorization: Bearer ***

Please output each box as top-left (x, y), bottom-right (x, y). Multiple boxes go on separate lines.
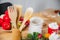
top-left (3, 15), bottom-right (10, 23)
top-left (19, 16), bottom-right (24, 22)
top-left (0, 18), bottom-right (3, 26)
top-left (5, 10), bottom-right (8, 15)
top-left (2, 22), bottom-right (11, 30)
top-left (3, 10), bottom-right (11, 23)
top-left (38, 34), bottom-right (42, 39)
top-left (19, 16), bottom-right (30, 26)
top-left (25, 20), bottom-right (30, 26)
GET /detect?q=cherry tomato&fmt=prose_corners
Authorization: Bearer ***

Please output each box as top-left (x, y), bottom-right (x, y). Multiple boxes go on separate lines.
top-left (38, 34), bottom-right (42, 39)
top-left (25, 20), bottom-right (30, 26)
top-left (0, 18), bottom-right (3, 26)
top-left (19, 16), bottom-right (24, 22)
top-left (19, 16), bottom-right (30, 26)
top-left (2, 22), bottom-right (11, 30)
top-left (3, 15), bottom-right (10, 23)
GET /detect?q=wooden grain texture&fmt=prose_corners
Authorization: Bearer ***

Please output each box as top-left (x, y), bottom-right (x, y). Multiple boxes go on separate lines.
top-left (0, 32), bottom-right (12, 40)
top-left (12, 29), bottom-right (21, 40)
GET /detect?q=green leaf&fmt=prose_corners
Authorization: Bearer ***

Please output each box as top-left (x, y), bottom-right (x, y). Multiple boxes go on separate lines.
top-left (33, 32), bottom-right (39, 40)
top-left (27, 33), bottom-right (33, 39)
top-left (35, 37), bottom-right (39, 40)
top-left (27, 34), bottom-right (32, 37)
top-left (33, 32), bottom-right (39, 37)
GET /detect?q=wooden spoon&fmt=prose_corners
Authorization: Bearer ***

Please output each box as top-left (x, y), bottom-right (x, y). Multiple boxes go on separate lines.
top-left (19, 7), bottom-right (33, 31)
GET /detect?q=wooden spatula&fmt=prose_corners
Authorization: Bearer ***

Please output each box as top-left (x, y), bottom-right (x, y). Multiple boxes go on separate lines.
top-left (14, 5), bottom-right (22, 27)
top-left (19, 7), bottom-right (33, 31)
top-left (8, 6), bottom-right (17, 29)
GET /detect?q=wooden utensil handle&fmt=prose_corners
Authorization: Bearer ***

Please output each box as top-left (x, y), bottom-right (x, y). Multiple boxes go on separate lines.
top-left (11, 21), bottom-right (17, 29)
top-left (12, 29), bottom-right (21, 40)
top-left (19, 20), bottom-right (26, 31)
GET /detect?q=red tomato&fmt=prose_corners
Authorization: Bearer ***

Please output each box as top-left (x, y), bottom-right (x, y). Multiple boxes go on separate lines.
top-left (2, 22), bottom-right (11, 30)
top-left (38, 34), bottom-right (42, 39)
top-left (25, 20), bottom-right (30, 26)
top-left (19, 16), bottom-right (24, 22)
top-left (3, 15), bottom-right (10, 23)
top-left (0, 18), bottom-right (3, 26)
top-left (3, 10), bottom-right (11, 22)
top-left (19, 16), bottom-right (30, 26)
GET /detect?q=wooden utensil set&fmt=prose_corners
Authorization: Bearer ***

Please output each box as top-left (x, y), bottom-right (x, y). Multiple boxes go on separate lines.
top-left (7, 5), bottom-right (33, 40)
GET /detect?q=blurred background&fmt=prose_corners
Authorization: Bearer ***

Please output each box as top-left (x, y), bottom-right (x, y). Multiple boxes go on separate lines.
top-left (0, 0), bottom-right (60, 13)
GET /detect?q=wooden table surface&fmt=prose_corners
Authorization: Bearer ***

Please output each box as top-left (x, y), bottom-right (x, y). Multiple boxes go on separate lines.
top-left (0, 12), bottom-right (60, 40)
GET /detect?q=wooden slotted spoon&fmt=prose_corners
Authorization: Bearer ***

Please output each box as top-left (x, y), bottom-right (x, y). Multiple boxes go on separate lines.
top-left (19, 7), bottom-right (33, 31)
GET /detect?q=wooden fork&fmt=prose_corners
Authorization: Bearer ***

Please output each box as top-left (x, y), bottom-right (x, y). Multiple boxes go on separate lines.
top-left (8, 6), bottom-right (17, 29)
